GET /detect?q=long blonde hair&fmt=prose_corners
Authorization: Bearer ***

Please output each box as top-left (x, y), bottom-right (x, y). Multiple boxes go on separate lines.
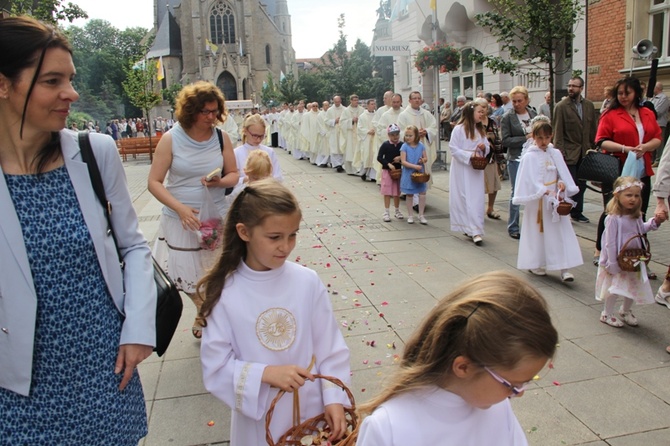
top-left (196, 179), bottom-right (301, 322)
top-left (358, 271), bottom-right (557, 414)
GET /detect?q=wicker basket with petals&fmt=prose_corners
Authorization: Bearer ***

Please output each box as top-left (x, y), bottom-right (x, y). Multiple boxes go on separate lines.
top-left (389, 168), bottom-right (402, 180)
top-left (470, 155), bottom-right (488, 170)
top-left (265, 374), bottom-right (358, 446)
top-left (555, 199), bottom-right (573, 216)
top-left (617, 234), bottom-right (651, 272)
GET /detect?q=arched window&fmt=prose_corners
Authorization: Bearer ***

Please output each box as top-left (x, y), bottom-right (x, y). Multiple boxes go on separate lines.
top-left (451, 47), bottom-right (483, 100)
top-left (210, 2), bottom-right (236, 45)
top-left (265, 44), bottom-right (271, 65)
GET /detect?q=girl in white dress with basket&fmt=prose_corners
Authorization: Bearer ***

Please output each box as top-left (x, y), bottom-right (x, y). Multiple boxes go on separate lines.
top-left (513, 118), bottom-right (583, 282)
top-left (596, 176), bottom-right (666, 327)
top-left (198, 179), bottom-right (352, 446)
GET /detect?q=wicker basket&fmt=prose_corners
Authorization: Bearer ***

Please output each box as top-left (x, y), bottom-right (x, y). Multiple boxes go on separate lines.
top-left (265, 374), bottom-right (358, 446)
top-left (470, 155), bottom-right (488, 170)
top-left (555, 200), bottom-right (573, 216)
top-left (389, 168), bottom-right (402, 180)
top-left (617, 234), bottom-right (651, 272)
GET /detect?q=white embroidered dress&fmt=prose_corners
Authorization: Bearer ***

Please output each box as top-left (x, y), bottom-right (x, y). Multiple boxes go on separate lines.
top-left (201, 261), bottom-right (351, 446)
top-left (513, 144), bottom-right (583, 270)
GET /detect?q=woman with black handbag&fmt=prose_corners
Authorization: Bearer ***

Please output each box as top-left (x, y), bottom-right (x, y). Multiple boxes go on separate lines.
top-left (593, 77), bottom-right (662, 275)
top-left (0, 16), bottom-right (155, 444)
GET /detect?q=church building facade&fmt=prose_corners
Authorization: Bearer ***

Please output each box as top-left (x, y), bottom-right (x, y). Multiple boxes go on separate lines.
top-left (148, 0), bottom-right (296, 106)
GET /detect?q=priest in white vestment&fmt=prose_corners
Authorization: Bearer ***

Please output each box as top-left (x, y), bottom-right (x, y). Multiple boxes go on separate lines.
top-left (372, 91), bottom-right (394, 183)
top-left (325, 96), bottom-right (345, 172)
top-left (354, 99), bottom-right (378, 181)
top-left (301, 102), bottom-right (325, 164)
top-left (339, 94), bottom-right (364, 174)
top-left (315, 101), bottom-right (331, 167)
top-left (398, 91), bottom-right (438, 182)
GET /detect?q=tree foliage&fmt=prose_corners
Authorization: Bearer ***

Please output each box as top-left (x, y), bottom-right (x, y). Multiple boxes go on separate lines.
top-left (66, 19), bottom-right (151, 122)
top-left (261, 73), bottom-right (283, 107)
top-left (472, 0), bottom-right (584, 109)
top-left (277, 72), bottom-right (304, 104)
top-left (297, 14), bottom-right (392, 105)
top-left (10, 0), bottom-right (87, 23)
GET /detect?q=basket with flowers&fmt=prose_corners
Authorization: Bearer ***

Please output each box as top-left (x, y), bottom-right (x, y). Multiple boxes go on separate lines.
top-left (414, 42), bottom-right (461, 74)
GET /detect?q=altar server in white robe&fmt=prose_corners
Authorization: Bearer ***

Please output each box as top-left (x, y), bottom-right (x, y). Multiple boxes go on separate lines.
top-left (233, 114), bottom-right (283, 192)
top-left (449, 101), bottom-right (490, 245)
top-left (200, 180), bottom-right (351, 446)
top-left (356, 272), bottom-right (558, 446)
top-left (372, 91), bottom-right (394, 183)
top-left (340, 94), bottom-right (364, 174)
top-left (277, 103), bottom-right (289, 150)
top-left (513, 118), bottom-right (583, 281)
top-left (315, 101), bottom-right (331, 167)
top-left (325, 96), bottom-right (345, 171)
top-left (354, 99), bottom-right (378, 181)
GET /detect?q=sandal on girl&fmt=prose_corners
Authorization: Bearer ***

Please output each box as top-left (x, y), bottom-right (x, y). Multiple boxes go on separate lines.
top-left (618, 309), bottom-right (638, 327)
top-left (192, 317), bottom-right (205, 339)
top-left (600, 312), bottom-right (623, 328)
top-left (487, 211), bottom-right (501, 220)
top-left (592, 255), bottom-right (600, 267)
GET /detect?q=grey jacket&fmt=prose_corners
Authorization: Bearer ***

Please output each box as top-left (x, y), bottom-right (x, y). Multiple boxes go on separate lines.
top-left (501, 107), bottom-right (537, 160)
top-left (0, 130), bottom-right (156, 396)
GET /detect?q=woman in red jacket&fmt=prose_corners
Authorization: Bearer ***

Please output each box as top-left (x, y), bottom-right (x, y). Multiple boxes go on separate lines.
top-left (594, 77), bottom-right (662, 276)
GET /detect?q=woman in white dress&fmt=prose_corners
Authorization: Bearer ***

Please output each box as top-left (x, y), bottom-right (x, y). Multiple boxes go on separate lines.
top-left (449, 101), bottom-right (489, 245)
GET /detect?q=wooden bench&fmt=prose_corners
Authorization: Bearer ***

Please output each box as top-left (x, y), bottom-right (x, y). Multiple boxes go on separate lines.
top-left (116, 136), bottom-right (161, 162)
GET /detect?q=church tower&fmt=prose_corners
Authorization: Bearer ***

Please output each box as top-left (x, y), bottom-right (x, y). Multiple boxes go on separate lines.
top-left (149, 0), bottom-right (296, 110)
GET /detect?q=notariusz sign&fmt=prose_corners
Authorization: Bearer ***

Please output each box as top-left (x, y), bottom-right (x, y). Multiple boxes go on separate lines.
top-left (372, 41), bottom-right (411, 56)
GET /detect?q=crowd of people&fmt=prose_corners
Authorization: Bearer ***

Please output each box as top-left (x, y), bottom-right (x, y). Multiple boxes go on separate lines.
top-left (3, 13), bottom-right (670, 446)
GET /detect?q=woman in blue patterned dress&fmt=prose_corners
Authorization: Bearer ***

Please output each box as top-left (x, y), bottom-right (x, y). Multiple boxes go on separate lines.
top-left (0, 17), bottom-right (156, 444)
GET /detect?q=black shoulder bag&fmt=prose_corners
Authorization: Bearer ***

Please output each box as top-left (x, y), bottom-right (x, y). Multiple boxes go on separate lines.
top-left (78, 131), bottom-right (183, 357)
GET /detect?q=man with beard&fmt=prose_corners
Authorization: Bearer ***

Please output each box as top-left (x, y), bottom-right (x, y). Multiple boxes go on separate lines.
top-left (552, 76), bottom-right (596, 223)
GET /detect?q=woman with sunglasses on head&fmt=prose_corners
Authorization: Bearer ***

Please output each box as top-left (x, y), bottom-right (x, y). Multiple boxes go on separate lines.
top-left (149, 81), bottom-right (238, 339)
top-left (0, 16), bottom-right (155, 444)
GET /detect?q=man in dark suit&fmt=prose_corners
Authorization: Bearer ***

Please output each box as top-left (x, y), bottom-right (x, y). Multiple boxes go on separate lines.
top-left (552, 76), bottom-right (597, 223)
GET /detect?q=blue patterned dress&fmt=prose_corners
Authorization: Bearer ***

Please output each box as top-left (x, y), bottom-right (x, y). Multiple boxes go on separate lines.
top-left (0, 166), bottom-right (147, 445)
top-left (400, 141), bottom-right (428, 195)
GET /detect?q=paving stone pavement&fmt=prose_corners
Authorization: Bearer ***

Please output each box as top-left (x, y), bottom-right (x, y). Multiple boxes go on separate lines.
top-left (124, 146), bottom-right (670, 446)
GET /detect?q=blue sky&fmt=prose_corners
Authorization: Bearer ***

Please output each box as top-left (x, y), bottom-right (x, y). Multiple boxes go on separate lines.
top-left (70, 0), bottom-right (381, 58)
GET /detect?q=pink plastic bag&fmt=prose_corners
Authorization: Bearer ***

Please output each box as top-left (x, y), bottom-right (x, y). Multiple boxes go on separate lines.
top-left (196, 187), bottom-right (223, 250)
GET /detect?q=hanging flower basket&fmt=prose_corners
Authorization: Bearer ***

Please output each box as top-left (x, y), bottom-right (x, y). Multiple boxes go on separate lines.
top-left (414, 43), bottom-right (461, 74)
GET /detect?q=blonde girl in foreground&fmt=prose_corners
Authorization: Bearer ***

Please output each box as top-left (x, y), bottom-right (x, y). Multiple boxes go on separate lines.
top-left (357, 271), bottom-right (558, 445)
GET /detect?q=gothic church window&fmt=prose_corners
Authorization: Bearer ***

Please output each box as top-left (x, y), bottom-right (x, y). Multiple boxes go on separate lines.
top-left (210, 2), bottom-right (236, 45)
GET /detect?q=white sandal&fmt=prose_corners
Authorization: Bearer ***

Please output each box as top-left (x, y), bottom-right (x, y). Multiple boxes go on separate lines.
top-left (600, 312), bottom-right (623, 328)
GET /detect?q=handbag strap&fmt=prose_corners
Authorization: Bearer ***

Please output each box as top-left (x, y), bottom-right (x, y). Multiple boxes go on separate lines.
top-left (78, 131), bottom-right (124, 267)
top-left (215, 128), bottom-right (234, 196)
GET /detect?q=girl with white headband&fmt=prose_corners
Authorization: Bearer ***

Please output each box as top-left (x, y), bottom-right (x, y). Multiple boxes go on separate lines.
top-left (595, 176), bottom-right (666, 327)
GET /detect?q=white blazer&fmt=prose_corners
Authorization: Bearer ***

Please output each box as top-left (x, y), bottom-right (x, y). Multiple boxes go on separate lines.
top-left (0, 129), bottom-right (156, 396)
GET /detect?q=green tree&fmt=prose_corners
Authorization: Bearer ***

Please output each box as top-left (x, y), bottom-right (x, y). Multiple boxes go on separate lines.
top-left (10, 0), bottom-right (87, 23)
top-left (122, 61), bottom-right (162, 159)
top-left (278, 72), bottom-right (303, 104)
top-left (261, 73), bottom-right (282, 107)
top-left (472, 0), bottom-right (583, 110)
top-left (162, 83), bottom-right (183, 109)
top-left (67, 19), bottom-right (150, 121)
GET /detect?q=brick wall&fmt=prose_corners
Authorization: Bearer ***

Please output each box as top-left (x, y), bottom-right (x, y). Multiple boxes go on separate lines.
top-left (586, 0), bottom-right (626, 103)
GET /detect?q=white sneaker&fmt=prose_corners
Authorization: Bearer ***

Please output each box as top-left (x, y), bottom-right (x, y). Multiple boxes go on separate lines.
top-left (561, 271), bottom-right (575, 282)
top-left (419, 215), bottom-right (428, 225)
top-left (382, 211), bottom-right (391, 222)
top-left (529, 268), bottom-right (546, 276)
top-left (407, 216), bottom-right (414, 224)
top-left (655, 288), bottom-right (670, 309)
top-left (394, 209), bottom-right (404, 220)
